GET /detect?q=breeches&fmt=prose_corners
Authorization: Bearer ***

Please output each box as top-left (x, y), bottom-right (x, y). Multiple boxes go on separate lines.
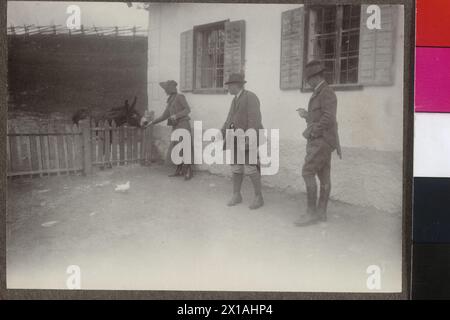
top-left (302, 138), bottom-right (332, 185)
top-left (231, 164), bottom-right (259, 175)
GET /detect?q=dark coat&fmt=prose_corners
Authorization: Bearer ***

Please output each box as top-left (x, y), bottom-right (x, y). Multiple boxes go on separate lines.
top-left (222, 90), bottom-right (264, 164)
top-left (303, 82), bottom-right (340, 152)
top-left (222, 90), bottom-right (263, 136)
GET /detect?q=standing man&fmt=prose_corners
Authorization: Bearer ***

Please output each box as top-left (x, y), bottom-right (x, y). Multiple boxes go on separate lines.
top-left (222, 73), bottom-right (264, 210)
top-left (295, 61), bottom-right (341, 226)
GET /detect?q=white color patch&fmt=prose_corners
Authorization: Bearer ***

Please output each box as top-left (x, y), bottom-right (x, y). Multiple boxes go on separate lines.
top-left (414, 113), bottom-right (450, 177)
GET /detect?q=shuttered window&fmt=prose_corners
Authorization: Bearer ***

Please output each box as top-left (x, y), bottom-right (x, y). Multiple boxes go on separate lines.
top-left (280, 8), bottom-right (305, 90)
top-left (358, 5), bottom-right (398, 86)
top-left (179, 20), bottom-right (245, 94)
top-left (280, 5), bottom-right (398, 90)
top-left (223, 20), bottom-right (246, 87)
top-left (180, 29), bottom-right (194, 92)
top-left (194, 21), bottom-right (226, 91)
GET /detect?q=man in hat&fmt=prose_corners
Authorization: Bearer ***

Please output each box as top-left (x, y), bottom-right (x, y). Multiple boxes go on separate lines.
top-left (221, 73), bottom-right (264, 210)
top-left (143, 80), bottom-right (194, 180)
top-left (295, 60), bottom-right (341, 226)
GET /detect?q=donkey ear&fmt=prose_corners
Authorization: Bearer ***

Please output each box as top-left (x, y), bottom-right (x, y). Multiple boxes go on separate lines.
top-left (131, 96), bottom-right (137, 108)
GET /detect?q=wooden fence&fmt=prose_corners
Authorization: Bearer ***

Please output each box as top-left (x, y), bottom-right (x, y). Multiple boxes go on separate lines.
top-left (89, 119), bottom-right (153, 170)
top-left (6, 120), bottom-right (153, 178)
top-left (8, 24), bottom-right (148, 37)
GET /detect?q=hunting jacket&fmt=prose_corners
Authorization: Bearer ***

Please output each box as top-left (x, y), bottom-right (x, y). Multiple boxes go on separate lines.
top-left (303, 81), bottom-right (340, 152)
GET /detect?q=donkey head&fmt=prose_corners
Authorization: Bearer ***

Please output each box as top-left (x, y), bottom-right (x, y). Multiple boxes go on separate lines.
top-left (108, 96), bottom-right (143, 127)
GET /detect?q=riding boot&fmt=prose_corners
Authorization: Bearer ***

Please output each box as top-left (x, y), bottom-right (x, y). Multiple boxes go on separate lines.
top-left (306, 183), bottom-right (318, 215)
top-left (184, 164), bottom-right (193, 180)
top-left (317, 184), bottom-right (331, 221)
top-left (168, 164), bottom-right (183, 177)
top-left (295, 175), bottom-right (320, 227)
top-left (249, 172), bottom-right (264, 210)
top-left (227, 173), bottom-right (243, 206)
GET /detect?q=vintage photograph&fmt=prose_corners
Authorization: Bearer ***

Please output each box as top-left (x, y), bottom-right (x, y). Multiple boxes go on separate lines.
top-left (6, 1), bottom-right (405, 293)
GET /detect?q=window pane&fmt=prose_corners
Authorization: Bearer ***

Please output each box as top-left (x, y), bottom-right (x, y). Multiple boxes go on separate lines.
top-left (342, 5), bottom-right (361, 30)
top-left (315, 6), bottom-right (337, 34)
top-left (324, 60), bottom-right (336, 84)
top-left (340, 57), bottom-right (359, 84)
top-left (312, 35), bottom-right (337, 59)
top-left (340, 5), bottom-right (360, 84)
top-left (307, 5), bottom-right (361, 85)
top-left (309, 6), bottom-right (338, 85)
top-left (194, 23), bottom-right (225, 89)
top-left (341, 30), bottom-right (360, 57)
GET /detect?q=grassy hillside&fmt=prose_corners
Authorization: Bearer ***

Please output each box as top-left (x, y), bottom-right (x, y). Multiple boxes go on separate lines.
top-left (8, 35), bottom-right (148, 119)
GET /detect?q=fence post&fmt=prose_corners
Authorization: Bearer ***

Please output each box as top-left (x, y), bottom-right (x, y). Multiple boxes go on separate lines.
top-left (80, 120), bottom-right (92, 175)
top-left (145, 125), bottom-right (153, 166)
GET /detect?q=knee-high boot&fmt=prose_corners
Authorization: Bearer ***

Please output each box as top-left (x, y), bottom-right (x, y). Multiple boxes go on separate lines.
top-left (184, 164), bottom-right (193, 180)
top-left (305, 175), bottom-right (318, 215)
top-left (295, 175), bottom-right (320, 227)
top-left (317, 183), bottom-right (331, 221)
top-left (249, 172), bottom-right (264, 210)
top-left (168, 164), bottom-right (183, 177)
top-left (227, 173), bottom-right (244, 206)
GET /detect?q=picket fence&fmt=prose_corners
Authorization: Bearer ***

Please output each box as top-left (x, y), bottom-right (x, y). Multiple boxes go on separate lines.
top-left (6, 119), bottom-right (153, 178)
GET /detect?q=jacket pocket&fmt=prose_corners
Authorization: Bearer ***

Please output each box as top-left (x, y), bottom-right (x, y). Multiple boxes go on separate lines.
top-left (302, 125), bottom-right (313, 139)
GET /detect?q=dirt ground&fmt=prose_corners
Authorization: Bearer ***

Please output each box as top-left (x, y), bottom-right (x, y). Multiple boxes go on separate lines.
top-left (6, 164), bottom-right (403, 292)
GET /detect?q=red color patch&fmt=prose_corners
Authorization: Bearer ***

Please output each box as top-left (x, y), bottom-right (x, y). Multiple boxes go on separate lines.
top-left (416, 0), bottom-right (450, 47)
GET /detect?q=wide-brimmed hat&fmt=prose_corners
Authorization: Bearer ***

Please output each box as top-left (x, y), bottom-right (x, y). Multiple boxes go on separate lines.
top-left (304, 60), bottom-right (326, 80)
top-left (224, 73), bottom-right (247, 85)
top-left (159, 80), bottom-right (178, 92)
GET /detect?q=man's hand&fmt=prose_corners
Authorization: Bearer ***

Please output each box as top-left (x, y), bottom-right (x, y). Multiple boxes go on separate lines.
top-left (296, 107), bottom-right (308, 119)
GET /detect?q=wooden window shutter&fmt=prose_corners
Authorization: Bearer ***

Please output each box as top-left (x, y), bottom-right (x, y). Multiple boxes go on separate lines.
top-left (358, 5), bottom-right (398, 86)
top-left (280, 7), bottom-right (305, 90)
top-left (224, 20), bottom-right (246, 84)
top-left (180, 29), bottom-right (194, 92)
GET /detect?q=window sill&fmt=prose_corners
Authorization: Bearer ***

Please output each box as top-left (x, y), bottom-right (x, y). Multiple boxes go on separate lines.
top-left (192, 88), bottom-right (229, 95)
top-left (300, 83), bottom-right (364, 93)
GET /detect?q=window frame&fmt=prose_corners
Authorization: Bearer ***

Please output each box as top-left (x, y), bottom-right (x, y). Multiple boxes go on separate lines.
top-left (301, 5), bottom-right (363, 92)
top-left (192, 20), bottom-right (229, 94)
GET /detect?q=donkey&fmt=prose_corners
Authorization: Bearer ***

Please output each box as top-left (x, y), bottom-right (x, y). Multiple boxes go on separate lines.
top-left (72, 96), bottom-right (143, 127)
top-left (72, 97), bottom-right (148, 168)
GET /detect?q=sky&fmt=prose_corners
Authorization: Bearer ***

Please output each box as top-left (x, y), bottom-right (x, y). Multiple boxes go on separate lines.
top-left (7, 1), bottom-right (148, 29)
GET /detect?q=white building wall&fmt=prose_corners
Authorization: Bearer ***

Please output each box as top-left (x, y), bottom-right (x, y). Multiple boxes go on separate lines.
top-left (148, 3), bottom-right (404, 151)
top-left (147, 3), bottom-right (405, 212)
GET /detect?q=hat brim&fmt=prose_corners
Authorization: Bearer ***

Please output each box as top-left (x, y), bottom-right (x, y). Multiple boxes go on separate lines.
top-left (224, 80), bottom-right (247, 85)
top-left (159, 82), bottom-right (177, 90)
top-left (305, 68), bottom-right (325, 80)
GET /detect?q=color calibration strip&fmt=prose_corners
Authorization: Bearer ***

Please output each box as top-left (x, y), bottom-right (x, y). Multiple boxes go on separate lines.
top-left (413, 0), bottom-right (450, 299)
